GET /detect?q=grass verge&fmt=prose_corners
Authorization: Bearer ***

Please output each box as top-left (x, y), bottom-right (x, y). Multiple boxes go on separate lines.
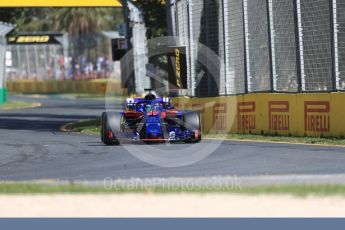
top-left (50, 93), bottom-right (124, 101)
top-left (0, 101), bottom-right (41, 110)
top-left (1, 183), bottom-right (345, 197)
top-left (63, 119), bottom-right (345, 146)
top-left (54, 93), bottom-right (107, 100)
top-left (62, 119), bottom-right (101, 134)
top-left (206, 133), bottom-right (345, 146)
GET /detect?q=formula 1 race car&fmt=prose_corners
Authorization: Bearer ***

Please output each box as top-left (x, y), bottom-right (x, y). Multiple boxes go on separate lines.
top-left (101, 91), bottom-right (201, 145)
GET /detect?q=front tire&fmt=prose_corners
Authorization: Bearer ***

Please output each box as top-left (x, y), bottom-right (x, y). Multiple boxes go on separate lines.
top-left (182, 111), bottom-right (202, 143)
top-left (101, 112), bottom-right (123, 145)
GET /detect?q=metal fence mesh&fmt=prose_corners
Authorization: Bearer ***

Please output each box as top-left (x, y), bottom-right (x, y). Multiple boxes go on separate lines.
top-left (176, 0), bottom-right (191, 95)
top-left (190, 0), bottom-right (221, 97)
top-left (270, 0), bottom-right (298, 92)
top-left (245, 0), bottom-right (271, 92)
top-left (224, 0), bottom-right (246, 94)
top-left (6, 44), bottom-right (64, 81)
top-left (192, 0), bottom-right (210, 97)
top-left (170, 0), bottom-right (341, 94)
top-left (300, 0), bottom-right (333, 91)
top-left (5, 32), bottom-right (120, 82)
top-left (170, 2), bottom-right (177, 37)
top-left (188, 0), bottom-right (203, 96)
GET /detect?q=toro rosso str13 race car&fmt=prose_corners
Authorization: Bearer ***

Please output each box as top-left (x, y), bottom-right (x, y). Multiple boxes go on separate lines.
top-left (101, 91), bottom-right (201, 145)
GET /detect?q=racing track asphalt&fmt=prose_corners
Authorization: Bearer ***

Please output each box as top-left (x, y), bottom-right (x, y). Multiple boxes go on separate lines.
top-left (1, 94), bottom-right (345, 185)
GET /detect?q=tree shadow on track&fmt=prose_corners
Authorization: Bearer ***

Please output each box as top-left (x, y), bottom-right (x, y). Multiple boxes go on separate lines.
top-left (0, 113), bottom-right (97, 120)
top-left (0, 114), bottom-right (98, 132)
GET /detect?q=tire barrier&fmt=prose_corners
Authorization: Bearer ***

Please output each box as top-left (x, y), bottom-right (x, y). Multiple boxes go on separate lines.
top-left (6, 79), bottom-right (124, 95)
top-left (172, 93), bottom-right (345, 138)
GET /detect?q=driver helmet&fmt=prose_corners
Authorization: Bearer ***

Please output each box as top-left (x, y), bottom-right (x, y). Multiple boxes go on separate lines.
top-left (145, 104), bottom-right (152, 112)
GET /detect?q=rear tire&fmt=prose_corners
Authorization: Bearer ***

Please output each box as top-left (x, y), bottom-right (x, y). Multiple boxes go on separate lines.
top-left (182, 111), bottom-right (202, 143)
top-left (101, 112), bottom-right (122, 145)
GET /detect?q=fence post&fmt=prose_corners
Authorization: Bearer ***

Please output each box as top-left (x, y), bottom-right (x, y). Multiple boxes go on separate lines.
top-left (0, 23), bottom-right (15, 104)
top-left (330, 0), bottom-right (339, 91)
top-left (221, 0), bottom-right (228, 95)
top-left (293, 0), bottom-right (303, 93)
top-left (187, 0), bottom-right (194, 97)
top-left (242, 0), bottom-right (249, 93)
top-left (0, 37), bottom-right (6, 103)
top-left (204, 0), bottom-right (212, 96)
top-left (266, 0), bottom-right (275, 92)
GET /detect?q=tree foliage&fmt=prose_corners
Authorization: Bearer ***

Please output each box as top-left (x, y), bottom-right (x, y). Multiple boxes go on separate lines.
top-left (0, 3), bottom-right (166, 38)
top-left (0, 7), bottom-right (123, 33)
top-left (0, 8), bottom-right (52, 31)
top-left (135, 0), bottom-right (167, 38)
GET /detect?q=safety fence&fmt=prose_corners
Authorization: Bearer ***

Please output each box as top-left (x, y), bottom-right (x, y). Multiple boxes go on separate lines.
top-left (172, 92), bottom-right (345, 137)
top-left (169, 0), bottom-right (345, 96)
top-left (5, 32), bottom-right (120, 82)
top-left (6, 79), bottom-right (123, 94)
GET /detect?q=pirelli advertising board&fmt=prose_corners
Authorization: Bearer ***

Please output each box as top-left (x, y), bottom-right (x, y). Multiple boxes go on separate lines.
top-left (171, 93), bottom-right (345, 137)
top-left (7, 34), bottom-right (62, 45)
top-left (168, 46), bottom-right (187, 89)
